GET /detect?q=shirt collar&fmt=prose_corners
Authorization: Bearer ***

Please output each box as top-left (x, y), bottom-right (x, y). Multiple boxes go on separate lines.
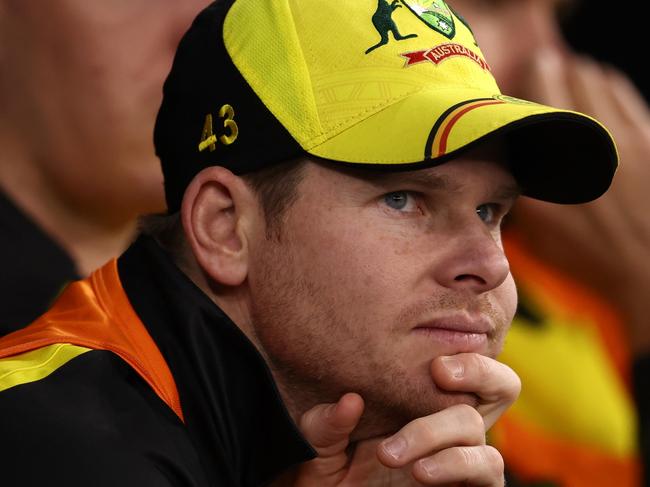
top-left (118, 235), bottom-right (315, 486)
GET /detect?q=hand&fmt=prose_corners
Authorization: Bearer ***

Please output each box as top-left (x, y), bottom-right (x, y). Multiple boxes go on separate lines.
top-left (516, 49), bottom-right (650, 354)
top-left (283, 353), bottom-right (520, 486)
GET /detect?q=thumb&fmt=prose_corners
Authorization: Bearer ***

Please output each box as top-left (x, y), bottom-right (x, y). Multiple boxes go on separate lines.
top-left (295, 393), bottom-right (364, 485)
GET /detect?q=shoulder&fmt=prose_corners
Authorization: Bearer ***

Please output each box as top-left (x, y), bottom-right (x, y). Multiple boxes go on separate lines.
top-left (0, 346), bottom-right (209, 487)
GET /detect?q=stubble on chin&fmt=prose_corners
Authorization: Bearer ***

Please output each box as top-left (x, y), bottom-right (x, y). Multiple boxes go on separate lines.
top-left (248, 243), bottom-right (512, 443)
top-left (253, 301), bottom-right (509, 443)
top-left (346, 356), bottom-right (483, 442)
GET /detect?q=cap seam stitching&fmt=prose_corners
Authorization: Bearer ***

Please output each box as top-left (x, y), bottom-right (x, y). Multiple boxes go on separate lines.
top-left (304, 85), bottom-right (499, 151)
top-left (288, 0), bottom-right (324, 140)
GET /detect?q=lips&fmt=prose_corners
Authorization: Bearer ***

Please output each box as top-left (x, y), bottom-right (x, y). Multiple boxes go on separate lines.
top-left (411, 315), bottom-right (494, 353)
top-left (413, 314), bottom-right (493, 335)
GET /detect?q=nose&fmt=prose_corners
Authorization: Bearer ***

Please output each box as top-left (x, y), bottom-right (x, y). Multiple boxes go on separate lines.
top-left (435, 225), bottom-right (511, 295)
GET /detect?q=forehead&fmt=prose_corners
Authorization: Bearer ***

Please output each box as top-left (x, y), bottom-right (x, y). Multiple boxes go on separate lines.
top-left (303, 140), bottom-right (519, 197)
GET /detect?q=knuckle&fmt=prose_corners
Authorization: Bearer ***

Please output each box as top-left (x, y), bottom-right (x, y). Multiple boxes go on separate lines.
top-left (298, 405), bottom-right (339, 448)
top-left (454, 403), bottom-right (485, 432)
top-left (411, 414), bottom-right (439, 445)
top-left (472, 354), bottom-right (493, 381)
top-left (511, 372), bottom-right (523, 399)
top-left (299, 407), bottom-right (317, 432)
top-left (458, 446), bottom-right (504, 479)
top-left (452, 402), bottom-right (476, 417)
top-left (458, 446), bottom-right (482, 468)
top-left (474, 356), bottom-right (522, 402)
top-left (483, 445), bottom-right (505, 477)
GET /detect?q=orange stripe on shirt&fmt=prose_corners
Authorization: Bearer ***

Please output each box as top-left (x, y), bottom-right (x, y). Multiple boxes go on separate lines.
top-left (0, 260), bottom-right (184, 422)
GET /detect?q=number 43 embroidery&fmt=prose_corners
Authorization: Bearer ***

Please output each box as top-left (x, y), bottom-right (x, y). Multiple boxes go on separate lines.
top-left (198, 104), bottom-right (239, 152)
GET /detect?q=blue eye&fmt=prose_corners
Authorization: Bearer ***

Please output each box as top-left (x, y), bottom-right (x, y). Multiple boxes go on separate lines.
top-left (384, 191), bottom-right (410, 210)
top-left (476, 203), bottom-right (496, 223)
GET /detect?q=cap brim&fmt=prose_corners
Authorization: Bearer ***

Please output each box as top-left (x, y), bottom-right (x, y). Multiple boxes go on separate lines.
top-left (307, 88), bottom-right (618, 204)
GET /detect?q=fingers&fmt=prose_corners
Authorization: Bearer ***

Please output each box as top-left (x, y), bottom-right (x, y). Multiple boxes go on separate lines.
top-left (526, 49), bottom-right (650, 138)
top-left (430, 354), bottom-right (521, 429)
top-left (513, 49), bottom-right (650, 294)
top-left (533, 52), bottom-right (650, 146)
top-left (526, 48), bottom-right (574, 109)
top-left (294, 393), bottom-right (364, 485)
top-left (566, 56), bottom-right (622, 125)
top-left (567, 56), bottom-right (650, 139)
top-left (605, 65), bottom-right (650, 130)
top-left (376, 403), bottom-right (505, 485)
top-left (378, 404), bottom-right (485, 468)
top-left (299, 392), bottom-right (364, 455)
top-left (412, 445), bottom-right (505, 486)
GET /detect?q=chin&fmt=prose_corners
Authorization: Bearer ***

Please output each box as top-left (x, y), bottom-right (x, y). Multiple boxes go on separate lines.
top-left (350, 388), bottom-right (480, 442)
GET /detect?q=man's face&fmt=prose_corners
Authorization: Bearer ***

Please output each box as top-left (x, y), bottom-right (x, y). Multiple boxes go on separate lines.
top-left (0, 0), bottom-right (210, 220)
top-left (246, 146), bottom-right (519, 438)
top-left (448, 0), bottom-right (573, 96)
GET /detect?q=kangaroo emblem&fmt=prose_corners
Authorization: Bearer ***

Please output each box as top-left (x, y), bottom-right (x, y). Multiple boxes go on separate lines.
top-left (365, 0), bottom-right (418, 54)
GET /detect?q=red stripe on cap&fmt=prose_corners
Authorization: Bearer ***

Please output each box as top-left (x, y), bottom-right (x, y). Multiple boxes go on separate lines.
top-left (437, 100), bottom-right (505, 156)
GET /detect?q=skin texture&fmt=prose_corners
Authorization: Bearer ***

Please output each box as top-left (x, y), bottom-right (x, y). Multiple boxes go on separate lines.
top-left (289, 353), bottom-right (519, 486)
top-left (245, 156), bottom-right (518, 438)
top-left (0, 0), bottom-right (210, 274)
top-left (182, 143), bottom-right (522, 485)
top-left (449, 0), bottom-right (650, 354)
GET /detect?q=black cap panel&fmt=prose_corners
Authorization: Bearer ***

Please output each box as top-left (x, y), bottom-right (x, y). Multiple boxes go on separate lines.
top-left (154, 1), bottom-right (302, 213)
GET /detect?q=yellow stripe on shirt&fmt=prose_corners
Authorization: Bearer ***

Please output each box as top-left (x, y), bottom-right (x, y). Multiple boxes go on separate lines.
top-left (0, 343), bottom-right (91, 392)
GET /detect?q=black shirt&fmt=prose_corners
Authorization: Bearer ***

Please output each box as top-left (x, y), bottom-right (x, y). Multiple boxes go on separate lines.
top-left (0, 236), bottom-right (314, 486)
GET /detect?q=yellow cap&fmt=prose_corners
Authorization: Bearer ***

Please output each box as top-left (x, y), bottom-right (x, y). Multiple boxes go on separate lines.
top-left (156, 0), bottom-right (618, 210)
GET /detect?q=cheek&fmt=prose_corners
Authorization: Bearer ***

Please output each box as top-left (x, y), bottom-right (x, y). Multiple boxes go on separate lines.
top-left (497, 273), bottom-right (518, 326)
top-left (295, 229), bottom-right (386, 311)
top-left (291, 214), bottom-right (423, 305)
top-left (268, 213), bottom-right (430, 360)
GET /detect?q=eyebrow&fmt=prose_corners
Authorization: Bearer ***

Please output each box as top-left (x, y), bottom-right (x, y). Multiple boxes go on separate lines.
top-left (362, 171), bottom-right (461, 192)
top-left (494, 184), bottom-right (522, 201)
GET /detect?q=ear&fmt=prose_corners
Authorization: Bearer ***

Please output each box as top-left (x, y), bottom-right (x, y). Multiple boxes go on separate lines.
top-left (181, 166), bottom-right (257, 287)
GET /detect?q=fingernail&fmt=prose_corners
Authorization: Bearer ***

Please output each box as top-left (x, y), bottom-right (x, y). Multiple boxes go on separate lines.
top-left (417, 458), bottom-right (438, 478)
top-left (441, 357), bottom-right (464, 378)
top-left (381, 436), bottom-right (407, 460)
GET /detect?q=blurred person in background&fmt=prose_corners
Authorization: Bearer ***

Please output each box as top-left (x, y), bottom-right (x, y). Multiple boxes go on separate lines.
top-left (0, 0), bottom-right (621, 483)
top-left (0, 0), bottom-right (210, 333)
top-left (448, 0), bottom-right (650, 485)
